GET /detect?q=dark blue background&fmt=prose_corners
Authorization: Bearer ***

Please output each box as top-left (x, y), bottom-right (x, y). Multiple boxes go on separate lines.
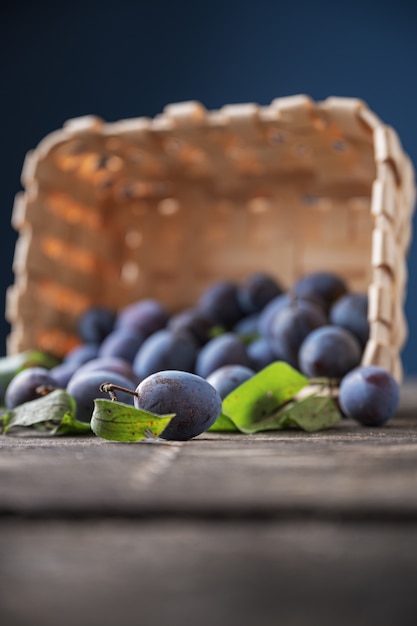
top-left (1, 0), bottom-right (416, 375)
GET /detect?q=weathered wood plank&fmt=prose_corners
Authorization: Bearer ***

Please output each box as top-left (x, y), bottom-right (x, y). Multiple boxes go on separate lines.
top-left (1, 519), bottom-right (417, 626)
top-left (0, 382), bottom-right (416, 626)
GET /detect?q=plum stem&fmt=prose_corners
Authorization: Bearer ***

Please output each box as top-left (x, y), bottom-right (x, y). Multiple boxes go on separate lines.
top-left (99, 382), bottom-right (138, 402)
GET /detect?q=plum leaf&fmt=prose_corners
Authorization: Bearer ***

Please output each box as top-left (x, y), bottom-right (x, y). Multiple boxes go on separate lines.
top-left (91, 398), bottom-right (175, 442)
top-left (248, 383), bottom-right (342, 433)
top-left (208, 411), bottom-right (239, 432)
top-left (210, 361), bottom-right (341, 433)
top-left (1, 389), bottom-right (91, 436)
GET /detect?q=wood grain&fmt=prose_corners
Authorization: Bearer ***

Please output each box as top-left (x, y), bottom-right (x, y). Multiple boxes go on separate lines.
top-left (0, 382), bottom-right (416, 626)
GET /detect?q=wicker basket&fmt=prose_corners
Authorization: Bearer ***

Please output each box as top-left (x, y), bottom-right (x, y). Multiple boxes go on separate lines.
top-left (5, 95), bottom-right (416, 381)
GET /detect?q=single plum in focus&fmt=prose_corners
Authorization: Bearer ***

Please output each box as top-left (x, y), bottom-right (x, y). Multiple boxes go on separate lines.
top-left (135, 370), bottom-right (222, 440)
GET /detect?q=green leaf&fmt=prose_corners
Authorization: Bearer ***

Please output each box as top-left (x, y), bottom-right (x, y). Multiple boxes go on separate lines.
top-left (52, 411), bottom-right (93, 436)
top-left (91, 398), bottom-right (175, 442)
top-left (209, 362), bottom-right (342, 434)
top-left (272, 387), bottom-right (342, 432)
top-left (2, 389), bottom-right (91, 436)
top-left (221, 361), bottom-right (308, 433)
top-left (236, 332), bottom-right (261, 345)
top-left (208, 325), bottom-right (226, 339)
top-left (208, 411), bottom-right (239, 432)
top-left (0, 407), bottom-right (13, 432)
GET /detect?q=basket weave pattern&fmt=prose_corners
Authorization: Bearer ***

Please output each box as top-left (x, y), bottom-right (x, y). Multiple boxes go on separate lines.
top-left (6, 95), bottom-right (416, 380)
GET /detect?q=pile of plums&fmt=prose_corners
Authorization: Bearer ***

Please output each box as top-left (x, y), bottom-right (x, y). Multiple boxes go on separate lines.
top-left (3, 270), bottom-right (400, 437)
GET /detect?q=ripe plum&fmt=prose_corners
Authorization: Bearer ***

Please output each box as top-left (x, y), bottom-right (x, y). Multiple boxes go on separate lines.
top-left (292, 271), bottom-right (348, 311)
top-left (132, 329), bottom-right (198, 379)
top-left (197, 280), bottom-right (244, 328)
top-left (247, 337), bottom-right (277, 371)
top-left (234, 313), bottom-right (261, 338)
top-left (269, 300), bottom-right (327, 367)
top-left (50, 361), bottom-right (81, 388)
top-left (258, 294), bottom-right (291, 337)
top-left (74, 356), bottom-right (137, 384)
top-left (5, 367), bottom-right (57, 409)
top-left (63, 343), bottom-right (99, 366)
top-left (98, 327), bottom-right (146, 363)
top-left (67, 369), bottom-right (135, 422)
top-left (237, 272), bottom-right (283, 314)
top-left (115, 298), bottom-right (170, 337)
top-left (167, 308), bottom-right (213, 346)
top-left (299, 325), bottom-right (362, 379)
top-left (330, 293), bottom-right (369, 348)
top-left (135, 370), bottom-right (222, 440)
top-left (195, 332), bottom-right (251, 378)
top-left (206, 364), bottom-right (255, 399)
top-left (78, 306), bottom-right (115, 344)
top-left (339, 365), bottom-right (400, 426)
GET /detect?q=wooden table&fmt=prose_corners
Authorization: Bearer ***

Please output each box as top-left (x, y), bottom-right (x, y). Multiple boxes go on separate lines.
top-left (1, 381), bottom-right (417, 626)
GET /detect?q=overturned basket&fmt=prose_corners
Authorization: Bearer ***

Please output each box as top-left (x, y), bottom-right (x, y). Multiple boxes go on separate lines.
top-left (6, 95), bottom-right (416, 381)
